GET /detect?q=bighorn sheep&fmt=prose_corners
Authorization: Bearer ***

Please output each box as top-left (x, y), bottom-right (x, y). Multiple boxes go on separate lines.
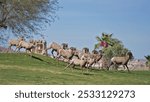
top-left (87, 55), bottom-right (95, 68)
top-left (8, 37), bottom-right (25, 51)
top-left (86, 50), bottom-right (103, 68)
top-left (75, 47), bottom-right (90, 59)
top-left (108, 52), bottom-right (133, 72)
top-left (61, 43), bottom-right (68, 50)
top-left (29, 39), bottom-right (37, 53)
top-left (64, 55), bottom-right (88, 72)
top-left (29, 39), bottom-right (47, 55)
top-left (57, 47), bottom-right (76, 60)
top-left (82, 47), bottom-right (89, 53)
top-left (46, 42), bottom-right (68, 58)
top-left (17, 41), bottom-right (35, 53)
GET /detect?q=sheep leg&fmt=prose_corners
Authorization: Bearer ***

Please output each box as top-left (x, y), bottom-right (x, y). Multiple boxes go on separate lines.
top-left (7, 45), bottom-right (11, 53)
top-left (44, 49), bottom-right (48, 56)
top-left (88, 63), bottom-right (92, 69)
top-left (9, 45), bottom-right (12, 50)
top-left (123, 65), bottom-right (126, 70)
top-left (26, 48), bottom-right (32, 53)
top-left (16, 46), bottom-right (21, 52)
top-left (25, 49), bottom-right (28, 53)
top-left (86, 64), bottom-right (92, 72)
top-left (114, 64), bottom-right (118, 71)
top-left (87, 64), bottom-right (90, 69)
top-left (72, 64), bottom-right (75, 68)
top-left (71, 64), bottom-right (75, 72)
top-left (86, 66), bottom-right (89, 73)
top-left (14, 47), bottom-right (18, 52)
top-left (125, 65), bottom-right (130, 72)
top-left (107, 62), bottom-right (113, 70)
top-left (56, 54), bottom-right (61, 60)
top-left (51, 49), bottom-right (55, 58)
top-left (81, 66), bottom-right (84, 74)
top-left (51, 49), bottom-right (58, 58)
top-left (64, 62), bottom-right (73, 70)
top-left (8, 45), bottom-right (11, 50)
top-left (98, 62), bottom-right (102, 70)
top-left (93, 62), bottom-right (96, 68)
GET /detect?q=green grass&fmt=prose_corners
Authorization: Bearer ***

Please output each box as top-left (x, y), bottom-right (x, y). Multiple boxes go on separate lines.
top-left (0, 53), bottom-right (150, 85)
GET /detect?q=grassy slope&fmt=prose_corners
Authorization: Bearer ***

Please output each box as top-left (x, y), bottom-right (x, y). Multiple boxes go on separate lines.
top-left (0, 53), bottom-right (150, 85)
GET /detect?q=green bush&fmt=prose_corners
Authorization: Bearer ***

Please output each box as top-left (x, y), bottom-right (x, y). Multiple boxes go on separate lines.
top-left (145, 55), bottom-right (150, 68)
top-left (95, 33), bottom-right (130, 61)
top-left (102, 43), bottom-right (129, 60)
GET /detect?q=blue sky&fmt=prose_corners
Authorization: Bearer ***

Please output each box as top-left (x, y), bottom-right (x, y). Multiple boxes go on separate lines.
top-left (44, 0), bottom-right (150, 59)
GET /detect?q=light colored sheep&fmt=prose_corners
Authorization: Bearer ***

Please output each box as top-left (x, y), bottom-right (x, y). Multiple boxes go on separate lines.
top-left (17, 41), bottom-right (35, 53)
top-left (61, 43), bottom-right (68, 50)
top-left (70, 48), bottom-right (96, 68)
top-left (86, 50), bottom-right (103, 68)
top-left (64, 55), bottom-right (88, 72)
top-left (87, 55), bottom-right (95, 68)
top-left (75, 48), bottom-right (91, 60)
top-left (46, 42), bottom-right (61, 57)
top-left (108, 52), bottom-right (133, 72)
top-left (57, 47), bottom-right (76, 60)
top-left (82, 47), bottom-right (89, 53)
top-left (8, 37), bottom-right (25, 51)
top-left (29, 39), bottom-right (47, 55)
top-left (29, 39), bottom-right (36, 53)
top-left (46, 42), bottom-right (68, 58)
top-left (73, 48), bottom-right (93, 68)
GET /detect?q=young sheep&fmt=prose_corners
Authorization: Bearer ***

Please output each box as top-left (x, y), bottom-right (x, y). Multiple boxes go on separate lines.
top-left (64, 55), bottom-right (88, 72)
top-left (17, 41), bottom-right (35, 53)
top-left (108, 52), bottom-right (133, 72)
top-left (8, 37), bottom-right (25, 51)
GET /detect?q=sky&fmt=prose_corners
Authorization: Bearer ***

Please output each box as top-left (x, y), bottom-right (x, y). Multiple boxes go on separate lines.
top-left (43, 0), bottom-right (150, 59)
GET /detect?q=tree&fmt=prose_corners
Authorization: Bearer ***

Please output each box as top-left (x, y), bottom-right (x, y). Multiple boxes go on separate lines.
top-left (95, 32), bottom-right (121, 49)
top-left (95, 33), bottom-right (130, 61)
top-left (0, 0), bottom-right (59, 42)
top-left (145, 55), bottom-right (150, 69)
top-left (102, 42), bottom-right (129, 60)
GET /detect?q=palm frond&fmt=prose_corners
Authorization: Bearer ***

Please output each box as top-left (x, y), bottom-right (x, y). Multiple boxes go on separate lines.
top-left (94, 43), bottom-right (100, 49)
top-left (96, 36), bottom-right (102, 41)
top-left (145, 55), bottom-right (150, 61)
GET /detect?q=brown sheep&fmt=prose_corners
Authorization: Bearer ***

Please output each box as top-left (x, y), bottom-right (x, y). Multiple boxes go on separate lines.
top-left (17, 41), bottom-right (35, 53)
top-left (108, 52), bottom-right (133, 72)
top-left (46, 42), bottom-right (68, 58)
top-left (64, 55), bottom-right (88, 72)
top-left (8, 37), bottom-right (25, 51)
top-left (57, 48), bottom-right (76, 60)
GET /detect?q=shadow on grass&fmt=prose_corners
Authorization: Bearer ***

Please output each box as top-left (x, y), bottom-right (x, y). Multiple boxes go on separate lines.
top-left (26, 54), bottom-right (51, 64)
top-left (83, 72), bottom-right (94, 76)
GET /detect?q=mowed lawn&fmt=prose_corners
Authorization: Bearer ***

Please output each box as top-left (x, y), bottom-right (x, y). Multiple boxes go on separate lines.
top-left (0, 53), bottom-right (150, 85)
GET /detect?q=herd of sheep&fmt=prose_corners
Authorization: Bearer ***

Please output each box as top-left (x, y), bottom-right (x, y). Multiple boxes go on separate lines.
top-left (8, 37), bottom-right (133, 72)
